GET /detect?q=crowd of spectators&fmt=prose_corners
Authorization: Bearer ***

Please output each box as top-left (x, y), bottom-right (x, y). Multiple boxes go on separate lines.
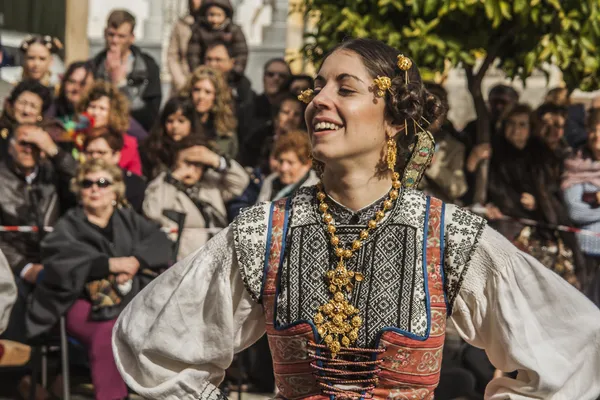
top-left (0, 2), bottom-right (598, 399)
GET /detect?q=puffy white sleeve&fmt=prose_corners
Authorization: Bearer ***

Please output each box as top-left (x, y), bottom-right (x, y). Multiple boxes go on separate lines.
top-left (112, 227), bottom-right (265, 400)
top-left (449, 224), bottom-right (600, 399)
top-left (0, 249), bottom-right (16, 334)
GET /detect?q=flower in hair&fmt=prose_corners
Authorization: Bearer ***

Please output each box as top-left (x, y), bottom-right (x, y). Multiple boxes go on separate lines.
top-left (373, 76), bottom-right (392, 98)
top-left (397, 54), bottom-right (412, 71)
top-left (298, 88), bottom-right (314, 104)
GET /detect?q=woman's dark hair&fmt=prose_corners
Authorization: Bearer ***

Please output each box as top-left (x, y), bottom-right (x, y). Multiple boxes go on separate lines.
top-left (263, 58), bottom-right (291, 76)
top-left (54, 61), bottom-right (94, 118)
top-left (320, 38), bottom-right (445, 172)
top-left (586, 108), bottom-right (600, 132)
top-left (289, 74), bottom-right (314, 89)
top-left (84, 127), bottom-right (125, 153)
top-left (19, 35), bottom-right (61, 54)
top-left (172, 134), bottom-right (212, 168)
top-left (141, 97), bottom-right (199, 179)
top-left (7, 79), bottom-right (53, 113)
top-left (499, 103), bottom-right (533, 139)
top-left (489, 84), bottom-right (519, 101)
top-left (174, 133), bottom-right (210, 153)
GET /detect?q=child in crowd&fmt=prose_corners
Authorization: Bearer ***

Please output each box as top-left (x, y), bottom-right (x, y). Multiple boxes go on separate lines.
top-left (187, 0), bottom-right (248, 78)
top-left (140, 96), bottom-right (198, 181)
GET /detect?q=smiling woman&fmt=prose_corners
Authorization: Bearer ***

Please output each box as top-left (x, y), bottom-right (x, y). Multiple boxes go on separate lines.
top-left (112, 38), bottom-right (600, 400)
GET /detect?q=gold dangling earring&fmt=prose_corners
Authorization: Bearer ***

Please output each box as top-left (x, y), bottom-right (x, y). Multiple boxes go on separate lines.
top-left (386, 135), bottom-right (397, 172)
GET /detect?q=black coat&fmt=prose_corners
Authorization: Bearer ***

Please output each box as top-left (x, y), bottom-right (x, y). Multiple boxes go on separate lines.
top-left (26, 207), bottom-right (172, 339)
top-left (0, 150), bottom-right (77, 275)
top-left (123, 168), bottom-right (146, 214)
top-left (90, 45), bottom-right (162, 131)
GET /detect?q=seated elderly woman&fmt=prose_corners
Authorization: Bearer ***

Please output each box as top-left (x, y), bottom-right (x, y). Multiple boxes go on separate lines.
top-left (257, 129), bottom-right (319, 202)
top-left (144, 135), bottom-right (249, 260)
top-left (26, 159), bottom-right (172, 400)
top-left (83, 128), bottom-right (147, 213)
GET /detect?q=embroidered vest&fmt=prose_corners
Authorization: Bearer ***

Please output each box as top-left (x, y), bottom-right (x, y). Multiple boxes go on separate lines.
top-left (261, 196), bottom-right (447, 400)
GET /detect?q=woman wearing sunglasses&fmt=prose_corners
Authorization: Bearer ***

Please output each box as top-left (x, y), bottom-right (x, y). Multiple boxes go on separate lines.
top-left (26, 159), bottom-right (172, 400)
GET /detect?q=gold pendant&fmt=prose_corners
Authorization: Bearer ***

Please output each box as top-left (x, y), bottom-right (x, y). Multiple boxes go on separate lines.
top-left (314, 259), bottom-right (363, 358)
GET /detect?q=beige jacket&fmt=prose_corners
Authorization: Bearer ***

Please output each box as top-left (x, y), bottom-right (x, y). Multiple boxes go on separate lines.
top-left (419, 133), bottom-right (468, 204)
top-left (0, 249), bottom-right (16, 334)
top-left (167, 15), bottom-right (194, 92)
top-left (143, 160), bottom-right (249, 260)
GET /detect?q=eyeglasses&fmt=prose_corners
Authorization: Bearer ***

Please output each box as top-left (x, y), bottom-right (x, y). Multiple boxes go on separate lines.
top-left (265, 71), bottom-right (289, 79)
top-left (81, 178), bottom-right (113, 189)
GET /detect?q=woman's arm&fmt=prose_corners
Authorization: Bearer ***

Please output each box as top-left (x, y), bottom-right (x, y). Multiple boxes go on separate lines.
top-left (448, 224), bottom-right (600, 399)
top-left (112, 227), bottom-right (265, 399)
top-left (563, 183), bottom-right (600, 225)
top-left (215, 159), bottom-right (250, 203)
top-left (0, 250), bottom-right (16, 335)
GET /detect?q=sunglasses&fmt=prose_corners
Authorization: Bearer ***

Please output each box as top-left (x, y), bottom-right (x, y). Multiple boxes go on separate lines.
top-left (81, 178), bottom-right (113, 189)
top-left (265, 71), bottom-right (289, 79)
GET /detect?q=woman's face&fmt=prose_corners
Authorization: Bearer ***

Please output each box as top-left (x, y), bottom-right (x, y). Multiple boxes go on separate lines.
top-left (86, 96), bottom-right (111, 128)
top-left (305, 50), bottom-right (390, 167)
top-left (277, 150), bottom-right (310, 186)
top-left (13, 91), bottom-right (44, 124)
top-left (191, 79), bottom-right (216, 114)
top-left (80, 170), bottom-right (116, 211)
top-left (504, 113), bottom-right (530, 150)
top-left (276, 100), bottom-right (303, 134)
top-left (165, 109), bottom-right (192, 142)
top-left (588, 124), bottom-right (600, 155)
top-left (84, 137), bottom-right (120, 166)
top-left (24, 43), bottom-right (53, 81)
top-left (65, 67), bottom-right (94, 107)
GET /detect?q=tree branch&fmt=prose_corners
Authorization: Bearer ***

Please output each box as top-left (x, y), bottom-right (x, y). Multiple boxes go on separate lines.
top-left (475, 25), bottom-right (521, 82)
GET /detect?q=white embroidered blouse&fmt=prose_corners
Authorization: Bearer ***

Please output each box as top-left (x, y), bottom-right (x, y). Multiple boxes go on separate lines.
top-left (112, 190), bottom-right (600, 400)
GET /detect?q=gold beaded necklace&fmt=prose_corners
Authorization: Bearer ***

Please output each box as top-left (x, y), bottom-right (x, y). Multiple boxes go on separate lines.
top-left (314, 172), bottom-right (402, 358)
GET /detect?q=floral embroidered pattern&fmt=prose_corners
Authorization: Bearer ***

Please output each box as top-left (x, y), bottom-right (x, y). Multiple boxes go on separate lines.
top-left (443, 204), bottom-right (487, 312)
top-left (232, 202), bottom-right (271, 302)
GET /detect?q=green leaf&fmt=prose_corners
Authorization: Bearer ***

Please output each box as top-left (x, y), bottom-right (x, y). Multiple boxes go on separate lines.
top-left (581, 37), bottom-right (596, 52)
top-left (514, 0), bottom-right (527, 14)
top-left (484, 0), bottom-right (496, 20)
top-left (500, 1), bottom-right (512, 19)
top-left (547, 0), bottom-right (561, 11)
top-left (424, 0), bottom-right (438, 16)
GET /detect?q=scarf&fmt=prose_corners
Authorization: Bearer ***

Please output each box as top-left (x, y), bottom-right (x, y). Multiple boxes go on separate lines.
top-left (561, 150), bottom-right (600, 190)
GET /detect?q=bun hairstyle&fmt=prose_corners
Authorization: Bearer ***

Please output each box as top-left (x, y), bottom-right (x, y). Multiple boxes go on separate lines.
top-left (20, 35), bottom-right (63, 54)
top-left (321, 38), bottom-right (445, 172)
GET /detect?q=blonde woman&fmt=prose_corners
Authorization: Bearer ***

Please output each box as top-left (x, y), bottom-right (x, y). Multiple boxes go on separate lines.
top-left (27, 159), bottom-right (171, 400)
top-left (182, 65), bottom-right (238, 159)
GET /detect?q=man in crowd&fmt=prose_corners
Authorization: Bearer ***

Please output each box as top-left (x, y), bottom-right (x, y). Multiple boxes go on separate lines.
top-left (89, 9), bottom-right (162, 131)
top-left (460, 84), bottom-right (520, 205)
top-left (204, 40), bottom-right (255, 142)
top-left (253, 58), bottom-right (291, 129)
top-left (0, 124), bottom-right (76, 345)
